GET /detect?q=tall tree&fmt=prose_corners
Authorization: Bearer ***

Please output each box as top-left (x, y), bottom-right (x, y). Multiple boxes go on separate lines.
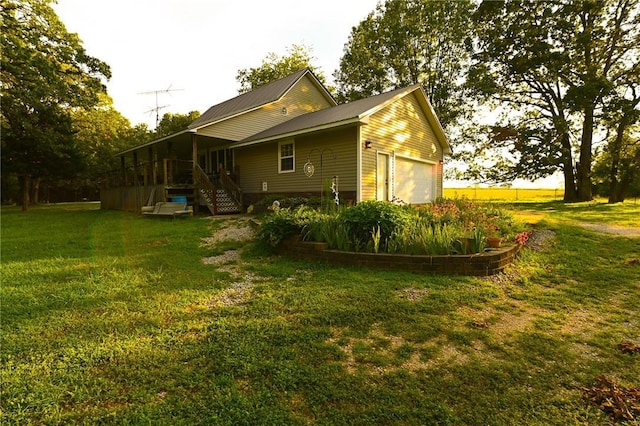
top-left (334, 0), bottom-right (474, 129)
top-left (48, 95), bottom-right (154, 202)
top-left (155, 111), bottom-right (201, 137)
top-left (601, 84), bottom-right (640, 202)
top-left (592, 124), bottom-right (640, 201)
top-left (468, 0), bottom-right (640, 202)
top-left (1, 0), bottom-right (111, 209)
top-left (236, 44), bottom-right (326, 93)
top-left (68, 94), bottom-right (145, 190)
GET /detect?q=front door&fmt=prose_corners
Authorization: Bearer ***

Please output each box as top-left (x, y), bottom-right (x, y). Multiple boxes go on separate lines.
top-left (376, 153), bottom-right (389, 201)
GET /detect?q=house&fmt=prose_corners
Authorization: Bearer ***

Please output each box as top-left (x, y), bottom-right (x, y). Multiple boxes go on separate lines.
top-left (102, 69), bottom-right (451, 214)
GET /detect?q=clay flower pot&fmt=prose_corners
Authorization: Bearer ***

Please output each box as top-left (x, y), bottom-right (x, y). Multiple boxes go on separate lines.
top-left (487, 236), bottom-right (502, 248)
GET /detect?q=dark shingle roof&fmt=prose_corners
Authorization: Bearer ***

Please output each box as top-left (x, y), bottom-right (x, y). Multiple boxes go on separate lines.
top-left (188, 69), bottom-right (320, 130)
top-left (238, 85), bottom-right (419, 144)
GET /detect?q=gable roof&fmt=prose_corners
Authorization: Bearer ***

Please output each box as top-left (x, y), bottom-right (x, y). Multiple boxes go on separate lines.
top-left (188, 68), bottom-right (335, 131)
top-left (235, 85), bottom-right (451, 154)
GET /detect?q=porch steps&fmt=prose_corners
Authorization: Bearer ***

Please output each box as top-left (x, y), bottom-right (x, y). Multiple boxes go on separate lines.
top-left (199, 188), bottom-right (242, 214)
top-left (215, 188), bottom-right (242, 214)
top-left (199, 188), bottom-right (216, 215)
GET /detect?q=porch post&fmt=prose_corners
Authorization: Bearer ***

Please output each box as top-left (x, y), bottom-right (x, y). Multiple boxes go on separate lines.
top-left (120, 156), bottom-right (127, 186)
top-left (132, 151), bottom-right (138, 186)
top-left (192, 132), bottom-right (200, 214)
top-left (166, 141), bottom-right (174, 185)
top-left (146, 146), bottom-right (153, 186)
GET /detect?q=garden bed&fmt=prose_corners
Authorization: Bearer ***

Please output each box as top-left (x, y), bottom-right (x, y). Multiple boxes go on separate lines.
top-left (277, 237), bottom-right (520, 276)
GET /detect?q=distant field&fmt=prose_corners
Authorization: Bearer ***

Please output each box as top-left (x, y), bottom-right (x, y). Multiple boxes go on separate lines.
top-left (444, 187), bottom-right (563, 201)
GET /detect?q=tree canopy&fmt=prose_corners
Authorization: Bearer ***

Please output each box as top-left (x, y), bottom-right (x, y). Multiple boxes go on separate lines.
top-left (155, 111), bottom-right (201, 138)
top-left (1, 0), bottom-right (111, 209)
top-left (466, 0), bottom-right (640, 202)
top-left (334, 0), bottom-right (474, 129)
top-left (236, 44), bottom-right (326, 93)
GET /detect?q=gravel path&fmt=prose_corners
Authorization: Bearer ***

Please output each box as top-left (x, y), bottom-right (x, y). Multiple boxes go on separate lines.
top-left (200, 218), bottom-right (262, 307)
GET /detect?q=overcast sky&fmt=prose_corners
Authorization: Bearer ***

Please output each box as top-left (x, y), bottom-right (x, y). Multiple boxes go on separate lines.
top-left (54, 0), bottom-right (380, 129)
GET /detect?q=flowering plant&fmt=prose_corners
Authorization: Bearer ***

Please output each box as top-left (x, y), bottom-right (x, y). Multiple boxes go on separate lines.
top-left (515, 231), bottom-right (531, 245)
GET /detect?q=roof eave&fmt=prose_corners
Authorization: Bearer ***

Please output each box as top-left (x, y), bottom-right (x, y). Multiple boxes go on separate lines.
top-left (116, 129), bottom-right (195, 156)
top-left (232, 117), bottom-right (363, 148)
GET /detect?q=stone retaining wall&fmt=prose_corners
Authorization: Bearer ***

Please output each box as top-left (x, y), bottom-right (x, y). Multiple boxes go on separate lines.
top-left (277, 239), bottom-right (520, 276)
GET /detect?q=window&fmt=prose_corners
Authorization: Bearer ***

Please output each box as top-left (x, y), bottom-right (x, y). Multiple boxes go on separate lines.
top-left (279, 141), bottom-right (295, 173)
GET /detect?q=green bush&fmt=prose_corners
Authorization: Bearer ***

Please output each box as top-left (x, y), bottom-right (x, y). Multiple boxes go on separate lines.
top-left (304, 216), bottom-right (353, 251)
top-left (257, 205), bottom-right (322, 246)
top-left (257, 198), bottom-right (523, 255)
top-left (338, 201), bottom-right (410, 252)
top-left (388, 217), bottom-right (461, 255)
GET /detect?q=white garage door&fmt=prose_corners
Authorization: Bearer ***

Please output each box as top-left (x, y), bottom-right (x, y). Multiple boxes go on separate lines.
top-left (394, 157), bottom-right (435, 204)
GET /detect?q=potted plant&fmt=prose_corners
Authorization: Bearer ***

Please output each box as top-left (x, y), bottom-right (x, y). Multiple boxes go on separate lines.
top-left (484, 223), bottom-right (501, 248)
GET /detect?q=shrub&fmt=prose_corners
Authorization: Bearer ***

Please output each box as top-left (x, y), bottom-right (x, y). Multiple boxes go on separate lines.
top-left (388, 218), bottom-right (460, 255)
top-left (338, 201), bottom-right (410, 252)
top-left (305, 216), bottom-right (353, 251)
top-left (257, 205), bottom-right (322, 246)
top-left (257, 198), bottom-right (523, 255)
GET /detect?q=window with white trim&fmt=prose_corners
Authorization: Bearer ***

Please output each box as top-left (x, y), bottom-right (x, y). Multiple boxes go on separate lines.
top-left (278, 141), bottom-right (295, 173)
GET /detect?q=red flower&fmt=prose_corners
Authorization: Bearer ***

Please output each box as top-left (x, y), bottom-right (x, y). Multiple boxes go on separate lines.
top-left (515, 231), bottom-right (531, 245)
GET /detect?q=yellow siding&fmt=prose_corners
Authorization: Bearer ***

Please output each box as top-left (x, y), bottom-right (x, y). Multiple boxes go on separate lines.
top-left (235, 127), bottom-right (357, 195)
top-left (196, 75), bottom-right (333, 141)
top-left (360, 92), bottom-right (444, 200)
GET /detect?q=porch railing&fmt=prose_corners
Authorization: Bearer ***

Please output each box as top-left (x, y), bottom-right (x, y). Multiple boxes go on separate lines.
top-left (193, 164), bottom-right (217, 214)
top-left (218, 165), bottom-right (243, 208)
top-left (102, 159), bottom-right (194, 188)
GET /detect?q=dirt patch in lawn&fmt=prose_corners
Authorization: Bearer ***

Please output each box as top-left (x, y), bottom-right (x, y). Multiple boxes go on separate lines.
top-left (577, 222), bottom-right (640, 237)
top-left (456, 300), bottom-right (538, 339)
top-left (395, 287), bottom-right (430, 301)
top-left (328, 322), bottom-right (505, 375)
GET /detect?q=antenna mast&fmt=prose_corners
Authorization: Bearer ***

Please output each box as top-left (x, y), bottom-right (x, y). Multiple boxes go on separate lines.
top-left (138, 85), bottom-right (184, 128)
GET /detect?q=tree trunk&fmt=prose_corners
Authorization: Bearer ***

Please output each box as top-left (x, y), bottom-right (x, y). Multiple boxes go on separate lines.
top-left (560, 133), bottom-right (578, 202)
top-left (607, 116), bottom-right (626, 204)
top-left (31, 177), bottom-right (40, 205)
top-left (43, 180), bottom-right (50, 204)
top-left (577, 106), bottom-right (594, 201)
top-left (20, 173), bottom-right (31, 211)
top-left (609, 179), bottom-right (622, 203)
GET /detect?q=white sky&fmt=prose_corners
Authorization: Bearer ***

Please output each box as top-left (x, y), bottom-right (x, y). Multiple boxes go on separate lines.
top-left (54, 0), bottom-right (380, 129)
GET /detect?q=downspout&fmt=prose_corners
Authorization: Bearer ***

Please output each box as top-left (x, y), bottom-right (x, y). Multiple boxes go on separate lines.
top-left (357, 124), bottom-right (362, 203)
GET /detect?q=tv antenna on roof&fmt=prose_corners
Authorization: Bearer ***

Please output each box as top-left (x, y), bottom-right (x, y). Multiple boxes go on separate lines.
top-left (138, 85), bottom-right (183, 128)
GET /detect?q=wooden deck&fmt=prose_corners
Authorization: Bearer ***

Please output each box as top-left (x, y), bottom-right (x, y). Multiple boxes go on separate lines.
top-left (100, 184), bottom-right (193, 212)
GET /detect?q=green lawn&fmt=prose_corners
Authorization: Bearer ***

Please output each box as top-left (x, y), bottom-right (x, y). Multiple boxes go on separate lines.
top-left (1, 201), bottom-right (639, 425)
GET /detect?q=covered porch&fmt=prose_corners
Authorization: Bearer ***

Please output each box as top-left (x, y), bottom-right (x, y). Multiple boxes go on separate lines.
top-left (101, 131), bottom-right (243, 214)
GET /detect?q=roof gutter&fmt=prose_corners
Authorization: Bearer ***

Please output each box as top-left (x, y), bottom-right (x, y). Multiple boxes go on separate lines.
top-left (231, 117), bottom-right (363, 148)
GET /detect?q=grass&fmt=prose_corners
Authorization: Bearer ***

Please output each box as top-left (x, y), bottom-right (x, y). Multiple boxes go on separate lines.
top-left (444, 187), bottom-right (565, 201)
top-left (1, 200), bottom-right (639, 424)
